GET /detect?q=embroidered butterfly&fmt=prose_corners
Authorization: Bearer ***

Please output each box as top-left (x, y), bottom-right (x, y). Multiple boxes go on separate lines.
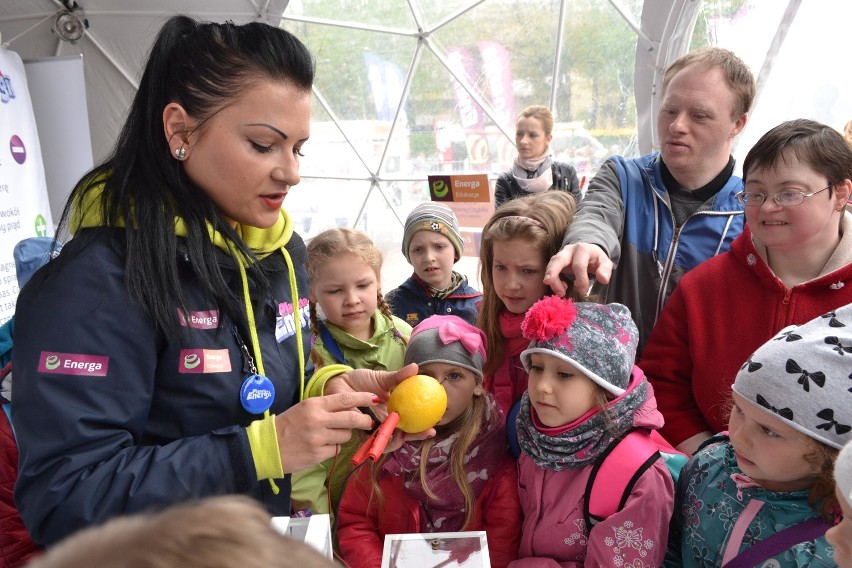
top-left (756, 394), bottom-right (794, 421)
top-left (816, 409), bottom-right (852, 435)
top-left (786, 359), bottom-right (825, 392)
top-left (825, 336), bottom-right (852, 355)
top-left (821, 311), bottom-right (847, 328)
top-left (740, 358), bottom-right (762, 372)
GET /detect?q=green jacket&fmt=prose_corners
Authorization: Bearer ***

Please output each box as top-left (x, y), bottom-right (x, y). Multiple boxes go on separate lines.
top-left (291, 310), bottom-right (411, 519)
top-left (313, 311), bottom-right (410, 371)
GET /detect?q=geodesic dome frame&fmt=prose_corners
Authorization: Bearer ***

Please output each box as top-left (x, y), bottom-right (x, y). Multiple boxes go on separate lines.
top-left (1, 0), bottom-right (848, 288)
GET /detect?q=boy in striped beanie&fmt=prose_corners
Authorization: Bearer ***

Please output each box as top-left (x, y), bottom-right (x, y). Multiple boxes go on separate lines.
top-left (386, 202), bottom-right (481, 328)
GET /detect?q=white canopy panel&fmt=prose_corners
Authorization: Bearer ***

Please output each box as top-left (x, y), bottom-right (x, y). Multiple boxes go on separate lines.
top-left (2, 0), bottom-right (849, 288)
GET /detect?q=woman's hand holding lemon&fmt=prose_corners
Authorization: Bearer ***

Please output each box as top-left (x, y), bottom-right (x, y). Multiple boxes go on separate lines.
top-left (324, 363), bottom-right (418, 423)
top-left (319, 366), bottom-right (446, 457)
top-left (325, 363), bottom-right (419, 399)
top-left (274, 391), bottom-right (379, 473)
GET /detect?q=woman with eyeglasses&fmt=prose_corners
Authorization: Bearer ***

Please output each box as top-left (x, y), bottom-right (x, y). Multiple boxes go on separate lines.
top-left (640, 118), bottom-right (852, 456)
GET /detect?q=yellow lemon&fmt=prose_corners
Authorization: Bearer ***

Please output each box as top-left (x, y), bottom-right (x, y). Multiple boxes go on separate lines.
top-left (387, 375), bottom-right (448, 433)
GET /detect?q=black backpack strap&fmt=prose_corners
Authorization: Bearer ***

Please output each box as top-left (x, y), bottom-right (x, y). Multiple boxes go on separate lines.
top-left (506, 398), bottom-right (522, 459)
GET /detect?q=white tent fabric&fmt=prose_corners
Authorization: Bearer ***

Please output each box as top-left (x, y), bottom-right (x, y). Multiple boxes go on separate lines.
top-left (0, 0), bottom-right (290, 161)
top-left (2, 0), bottom-right (851, 290)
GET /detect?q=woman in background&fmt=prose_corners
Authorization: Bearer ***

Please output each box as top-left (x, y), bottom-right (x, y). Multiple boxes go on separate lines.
top-left (494, 105), bottom-right (581, 208)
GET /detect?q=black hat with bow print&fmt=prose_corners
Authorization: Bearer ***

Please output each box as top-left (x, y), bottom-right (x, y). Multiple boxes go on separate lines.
top-left (732, 304), bottom-right (852, 449)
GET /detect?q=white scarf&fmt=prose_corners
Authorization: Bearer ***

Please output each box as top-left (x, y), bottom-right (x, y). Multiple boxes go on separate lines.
top-left (512, 146), bottom-right (553, 193)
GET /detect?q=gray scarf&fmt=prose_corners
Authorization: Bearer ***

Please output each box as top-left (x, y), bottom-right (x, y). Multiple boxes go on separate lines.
top-left (516, 380), bottom-right (647, 471)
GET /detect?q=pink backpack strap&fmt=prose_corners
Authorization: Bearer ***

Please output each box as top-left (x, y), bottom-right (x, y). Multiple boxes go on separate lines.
top-left (721, 499), bottom-right (764, 565)
top-left (583, 429), bottom-right (660, 527)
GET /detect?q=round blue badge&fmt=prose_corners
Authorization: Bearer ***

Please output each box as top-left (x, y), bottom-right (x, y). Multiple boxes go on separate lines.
top-left (240, 374), bottom-right (275, 414)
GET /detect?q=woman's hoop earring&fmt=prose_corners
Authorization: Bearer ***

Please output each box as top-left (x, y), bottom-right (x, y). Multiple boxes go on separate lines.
top-left (174, 146), bottom-right (187, 160)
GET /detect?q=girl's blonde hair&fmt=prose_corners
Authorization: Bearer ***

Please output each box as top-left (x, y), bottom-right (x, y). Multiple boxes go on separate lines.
top-left (368, 392), bottom-right (489, 530)
top-left (26, 496), bottom-right (334, 568)
top-left (306, 228), bottom-right (401, 366)
top-left (477, 191), bottom-right (578, 377)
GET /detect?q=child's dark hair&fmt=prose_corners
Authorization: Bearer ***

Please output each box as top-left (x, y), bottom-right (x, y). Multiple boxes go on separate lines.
top-left (742, 118), bottom-right (852, 191)
top-left (306, 228), bottom-right (405, 366)
top-left (47, 16), bottom-right (315, 341)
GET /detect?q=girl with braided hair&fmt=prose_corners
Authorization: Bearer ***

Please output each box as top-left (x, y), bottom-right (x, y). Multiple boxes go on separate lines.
top-left (291, 228), bottom-right (411, 519)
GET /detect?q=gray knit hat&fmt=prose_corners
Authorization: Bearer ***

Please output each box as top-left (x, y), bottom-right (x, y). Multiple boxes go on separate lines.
top-left (401, 202), bottom-right (464, 262)
top-left (732, 304), bottom-right (852, 450)
top-left (520, 296), bottom-right (638, 396)
top-left (404, 315), bottom-right (486, 381)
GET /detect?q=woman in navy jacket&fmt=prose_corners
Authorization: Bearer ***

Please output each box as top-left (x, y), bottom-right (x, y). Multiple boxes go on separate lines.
top-left (11, 15), bottom-right (411, 546)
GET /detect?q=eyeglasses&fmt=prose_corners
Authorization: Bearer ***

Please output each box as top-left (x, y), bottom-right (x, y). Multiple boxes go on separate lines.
top-left (735, 185), bottom-right (832, 207)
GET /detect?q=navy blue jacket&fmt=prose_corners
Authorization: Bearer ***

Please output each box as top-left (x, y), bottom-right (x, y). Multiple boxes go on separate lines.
top-left (386, 273), bottom-right (481, 328)
top-left (12, 227), bottom-right (312, 545)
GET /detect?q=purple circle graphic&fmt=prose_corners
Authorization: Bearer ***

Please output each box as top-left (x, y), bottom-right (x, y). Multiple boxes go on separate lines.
top-left (10, 135), bottom-right (26, 164)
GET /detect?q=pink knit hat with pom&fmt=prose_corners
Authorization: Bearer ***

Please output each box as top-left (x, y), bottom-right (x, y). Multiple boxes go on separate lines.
top-left (520, 296), bottom-right (638, 396)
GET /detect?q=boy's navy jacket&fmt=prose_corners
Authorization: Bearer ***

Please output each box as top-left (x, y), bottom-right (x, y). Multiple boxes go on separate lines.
top-left (386, 273), bottom-right (481, 329)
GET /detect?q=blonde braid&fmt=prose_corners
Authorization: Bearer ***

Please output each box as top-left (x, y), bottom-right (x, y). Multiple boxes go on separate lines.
top-left (377, 292), bottom-right (408, 346)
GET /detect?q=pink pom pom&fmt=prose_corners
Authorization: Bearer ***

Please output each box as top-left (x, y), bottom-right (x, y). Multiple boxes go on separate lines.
top-left (521, 295), bottom-right (577, 342)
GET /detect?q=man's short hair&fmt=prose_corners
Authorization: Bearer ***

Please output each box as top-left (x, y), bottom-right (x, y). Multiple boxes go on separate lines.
top-left (662, 47), bottom-right (756, 120)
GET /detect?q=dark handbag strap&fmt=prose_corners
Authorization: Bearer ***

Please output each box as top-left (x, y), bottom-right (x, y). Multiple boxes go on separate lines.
top-left (721, 516), bottom-right (830, 568)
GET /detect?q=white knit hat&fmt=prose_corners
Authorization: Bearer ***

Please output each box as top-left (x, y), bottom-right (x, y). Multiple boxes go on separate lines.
top-left (732, 304), bottom-right (852, 450)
